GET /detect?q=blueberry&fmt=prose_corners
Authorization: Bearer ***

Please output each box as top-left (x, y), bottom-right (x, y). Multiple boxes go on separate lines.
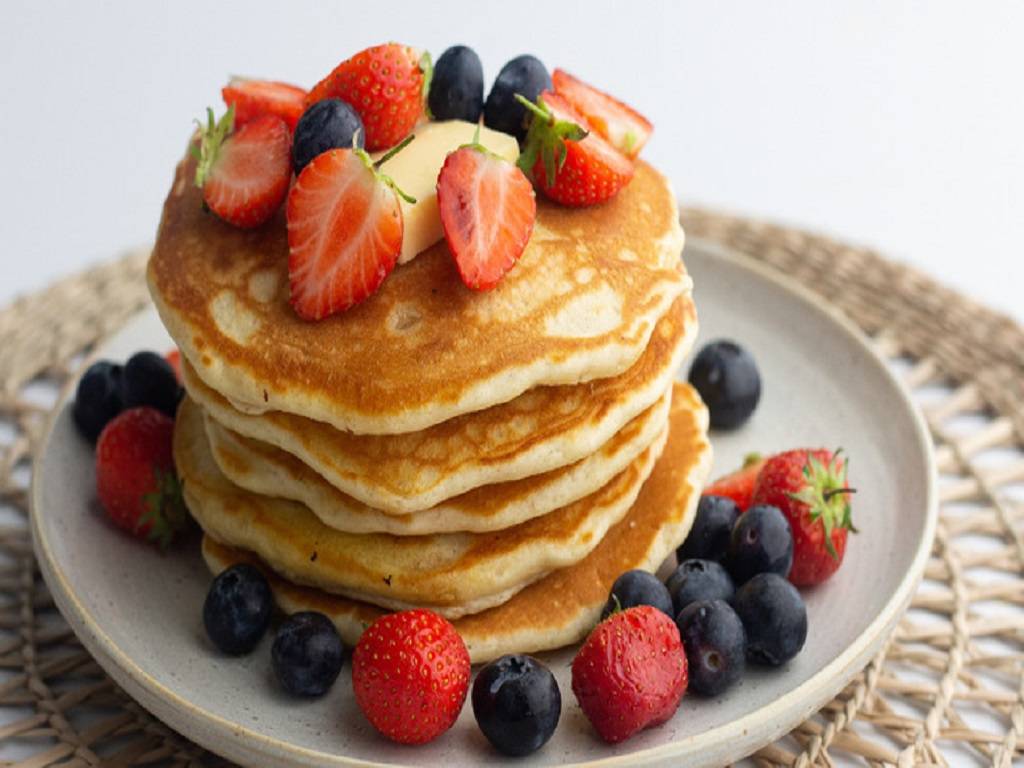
top-left (271, 612), bottom-right (344, 697)
top-left (293, 99), bottom-right (365, 174)
top-left (472, 654), bottom-right (561, 756)
top-left (727, 505), bottom-right (793, 584)
top-left (676, 600), bottom-right (746, 696)
top-left (677, 495), bottom-right (741, 564)
top-left (484, 54), bottom-right (551, 142)
top-left (667, 559), bottom-right (735, 615)
top-left (733, 573), bottom-right (807, 666)
top-left (203, 564), bottom-right (273, 655)
top-left (428, 45), bottom-right (484, 122)
top-left (121, 351), bottom-right (182, 417)
top-left (600, 569), bottom-right (673, 620)
top-left (72, 361), bottom-right (124, 442)
top-left (688, 340), bottom-right (761, 430)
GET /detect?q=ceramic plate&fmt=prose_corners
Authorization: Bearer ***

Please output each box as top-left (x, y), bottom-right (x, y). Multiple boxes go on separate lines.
top-left (31, 240), bottom-right (937, 767)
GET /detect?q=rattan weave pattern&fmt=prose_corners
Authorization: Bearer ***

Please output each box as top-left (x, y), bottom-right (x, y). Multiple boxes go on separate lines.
top-left (0, 210), bottom-right (1019, 766)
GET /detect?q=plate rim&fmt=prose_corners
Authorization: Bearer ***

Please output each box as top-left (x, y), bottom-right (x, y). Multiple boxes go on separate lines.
top-left (29, 238), bottom-right (939, 767)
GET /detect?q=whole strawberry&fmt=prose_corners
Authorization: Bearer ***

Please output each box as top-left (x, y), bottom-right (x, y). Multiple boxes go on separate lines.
top-left (751, 449), bottom-right (856, 586)
top-left (95, 406), bottom-right (188, 548)
top-left (572, 605), bottom-right (688, 744)
top-left (352, 609), bottom-right (470, 745)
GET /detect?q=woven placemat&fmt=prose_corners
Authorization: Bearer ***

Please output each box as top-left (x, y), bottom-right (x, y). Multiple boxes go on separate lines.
top-left (1, 210), bottom-right (1021, 767)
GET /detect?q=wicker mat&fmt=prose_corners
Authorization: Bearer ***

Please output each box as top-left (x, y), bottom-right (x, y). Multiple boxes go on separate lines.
top-left (1, 209), bottom-right (1021, 767)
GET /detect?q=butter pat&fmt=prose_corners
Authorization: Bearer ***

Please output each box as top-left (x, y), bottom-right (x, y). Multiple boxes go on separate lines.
top-left (374, 120), bottom-right (519, 264)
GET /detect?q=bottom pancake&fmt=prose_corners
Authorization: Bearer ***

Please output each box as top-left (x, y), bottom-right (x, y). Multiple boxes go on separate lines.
top-left (201, 383), bottom-right (712, 663)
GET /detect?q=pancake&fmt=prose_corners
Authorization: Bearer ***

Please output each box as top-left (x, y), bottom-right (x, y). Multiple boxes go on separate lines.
top-left (148, 153), bottom-right (688, 436)
top-left (175, 397), bottom-right (666, 618)
top-left (201, 382), bottom-right (712, 663)
top-left (184, 296), bottom-right (694, 514)
top-left (204, 387), bottom-right (671, 535)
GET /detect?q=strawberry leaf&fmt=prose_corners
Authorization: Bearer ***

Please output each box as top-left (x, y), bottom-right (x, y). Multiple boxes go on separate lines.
top-left (193, 105), bottom-right (235, 189)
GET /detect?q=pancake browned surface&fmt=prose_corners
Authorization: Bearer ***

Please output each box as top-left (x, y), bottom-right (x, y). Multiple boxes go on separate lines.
top-left (149, 153), bottom-right (688, 435)
top-left (202, 382), bottom-right (712, 662)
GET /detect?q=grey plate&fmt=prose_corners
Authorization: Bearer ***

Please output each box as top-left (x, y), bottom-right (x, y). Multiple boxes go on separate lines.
top-left (31, 239), bottom-right (937, 767)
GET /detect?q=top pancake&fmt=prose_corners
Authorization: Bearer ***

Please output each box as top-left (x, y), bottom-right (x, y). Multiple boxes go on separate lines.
top-left (148, 152), bottom-right (688, 435)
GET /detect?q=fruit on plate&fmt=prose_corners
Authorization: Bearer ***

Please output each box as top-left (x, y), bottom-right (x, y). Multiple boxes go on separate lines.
top-left (286, 139), bottom-right (415, 320)
top-left (164, 348), bottom-right (183, 383)
top-left (352, 609), bottom-right (470, 745)
top-left (552, 68), bottom-right (652, 158)
top-left (436, 142), bottom-right (536, 290)
top-left (305, 43), bottom-right (427, 151)
top-left (688, 340), bottom-right (762, 430)
top-left (292, 98), bottom-right (365, 174)
top-left (518, 91), bottom-right (634, 207)
top-left (472, 654), bottom-right (561, 756)
top-left (727, 504), bottom-right (794, 584)
top-left (203, 563), bottom-right (274, 655)
top-left (666, 559), bottom-right (735, 615)
top-left (733, 573), bottom-right (808, 666)
top-left (484, 54), bottom-right (552, 142)
top-left (429, 45), bottom-right (484, 122)
top-left (676, 494), bottom-right (741, 563)
top-left (752, 449), bottom-right (856, 586)
top-left (73, 361), bottom-right (125, 443)
top-left (572, 605), bottom-right (688, 744)
top-left (271, 612), bottom-right (345, 697)
top-left (95, 406), bottom-right (187, 548)
top-left (702, 453), bottom-right (766, 511)
top-left (221, 77), bottom-right (307, 131)
top-left (600, 569), bottom-right (674, 620)
top-left (122, 351), bottom-right (182, 418)
top-left (676, 600), bottom-right (746, 696)
top-left (192, 109), bottom-right (292, 229)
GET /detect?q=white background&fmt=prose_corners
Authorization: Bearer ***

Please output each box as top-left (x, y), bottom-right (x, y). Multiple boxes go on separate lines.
top-left (2, 0), bottom-right (1022, 322)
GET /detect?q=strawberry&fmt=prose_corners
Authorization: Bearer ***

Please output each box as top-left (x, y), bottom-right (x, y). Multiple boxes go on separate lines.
top-left (572, 605), bottom-right (688, 744)
top-left (286, 137), bottom-right (415, 320)
top-left (192, 108), bottom-right (292, 229)
top-left (705, 453), bottom-right (766, 511)
top-left (165, 348), bottom-right (182, 383)
top-left (221, 77), bottom-right (307, 131)
top-left (352, 609), bottom-right (470, 745)
top-left (305, 43), bottom-right (428, 151)
top-left (751, 449), bottom-right (856, 586)
top-left (552, 69), bottom-right (652, 158)
top-left (437, 142), bottom-right (536, 291)
top-left (517, 91), bottom-right (634, 207)
top-left (95, 407), bottom-right (188, 548)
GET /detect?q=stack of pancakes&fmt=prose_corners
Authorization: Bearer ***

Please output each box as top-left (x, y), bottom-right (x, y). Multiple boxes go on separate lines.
top-left (148, 154), bottom-right (713, 662)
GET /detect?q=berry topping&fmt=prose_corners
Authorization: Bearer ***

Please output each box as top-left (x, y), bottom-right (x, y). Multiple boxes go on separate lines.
top-left (292, 98), bottom-right (365, 174)
top-left (95, 407), bottom-right (187, 548)
top-left (429, 45), bottom-right (485, 122)
top-left (352, 609), bottom-right (470, 745)
top-left (676, 600), bottom-right (746, 697)
top-left (667, 558), bottom-right (735, 615)
top-left (703, 453), bottom-right (766, 511)
top-left (192, 108), bottom-right (292, 229)
top-left (122, 351), bottom-right (182, 418)
top-left (436, 141), bottom-right (536, 291)
top-left (203, 564), bottom-right (273, 655)
top-left (483, 54), bottom-right (551, 142)
top-left (305, 43), bottom-right (428, 151)
top-left (165, 348), bottom-right (183, 383)
top-left (728, 504), bottom-right (795, 584)
top-left (472, 654), bottom-right (561, 757)
top-left (271, 611), bottom-right (345, 697)
top-left (733, 573), bottom-right (808, 666)
top-left (688, 340), bottom-right (762, 430)
top-left (552, 68), bottom-right (652, 158)
top-left (572, 606), bottom-right (688, 744)
top-left (221, 77), bottom-right (307, 131)
top-left (73, 361), bottom-right (124, 443)
top-left (676, 494), bottom-right (741, 564)
top-left (600, 568), bottom-right (674, 620)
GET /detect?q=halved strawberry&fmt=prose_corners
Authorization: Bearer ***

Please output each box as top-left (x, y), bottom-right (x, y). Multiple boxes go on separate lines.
top-left (306, 43), bottom-right (428, 151)
top-left (221, 78), bottom-right (307, 131)
top-left (552, 69), bottom-right (652, 158)
top-left (517, 91), bottom-right (634, 207)
top-left (437, 143), bottom-right (536, 291)
top-left (192, 108), bottom-right (291, 229)
top-left (287, 139), bottom-right (415, 320)
top-left (704, 453), bottom-right (766, 511)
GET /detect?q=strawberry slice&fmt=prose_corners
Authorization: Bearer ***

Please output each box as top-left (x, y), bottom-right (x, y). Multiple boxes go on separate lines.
top-left (437, 143), bottom-right (536, 291)
top-left (221, 78), bottom-right (307, 131)
top-left (517, 91), bottom-right (634, 207)
top-left (552, 69), bottom-right (652, 158)
top-left (286, 138), bottom-right (415, 320)
top-left (192, 109), bottom-right (291, 229)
